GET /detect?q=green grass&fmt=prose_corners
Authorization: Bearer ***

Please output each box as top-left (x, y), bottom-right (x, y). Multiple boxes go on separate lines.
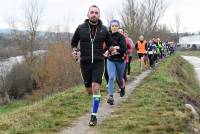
top-left (0, 86), bottom-right (92, 133)
top-left (98, 55), bottom-right (200, 134)
top-left (129, 60), bottom-right (141, 78)
top-left (0, 59), bottom-right (141, 134)
top-left (0, 100), bottom-right (32, 114)
top-left (177, 50), bottom-right (200, 57)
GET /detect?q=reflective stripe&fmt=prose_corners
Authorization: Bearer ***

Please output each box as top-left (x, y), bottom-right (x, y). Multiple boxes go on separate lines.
top-left (93, 95), bottom-right (101, 98)
top-left (80, 69), bottom-right (84, 81)
top-left (92, 113), bottom-right (97, 116)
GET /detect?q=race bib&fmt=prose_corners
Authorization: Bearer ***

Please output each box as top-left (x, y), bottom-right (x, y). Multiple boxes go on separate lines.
top-left (148, 51), bottom-right (153, 54)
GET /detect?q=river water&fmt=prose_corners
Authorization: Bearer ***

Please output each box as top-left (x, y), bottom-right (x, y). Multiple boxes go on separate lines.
top-left (0, 50), bottom-right (46, 77)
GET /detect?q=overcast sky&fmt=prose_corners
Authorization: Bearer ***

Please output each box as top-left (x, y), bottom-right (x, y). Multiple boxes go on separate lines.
top-left (0, 0), bottom-right (200, 33)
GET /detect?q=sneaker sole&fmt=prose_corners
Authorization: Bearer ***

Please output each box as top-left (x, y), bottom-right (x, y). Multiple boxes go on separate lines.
top-left (88, 122), bottom-right (97, 126)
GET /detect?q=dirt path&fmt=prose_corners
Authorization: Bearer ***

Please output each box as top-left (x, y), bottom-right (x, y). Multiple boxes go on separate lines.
top-left (182, 56), bottom-right (200, 85)
top-left (59, 69), bottom-right (152, 134)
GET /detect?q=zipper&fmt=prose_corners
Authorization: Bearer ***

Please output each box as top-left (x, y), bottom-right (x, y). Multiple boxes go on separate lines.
top-left (91, 40), bottom-right (94, 63)
top-left (87, 22), bottom-right (97, 63)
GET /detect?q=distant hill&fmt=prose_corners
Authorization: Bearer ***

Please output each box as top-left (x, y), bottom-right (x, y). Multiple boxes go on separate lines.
top-left (0, 28), bottom-right (12, 34)
top-left (0, 28), bottom-right (73, 59)
top-left (0, 28), bottom-right (73, 37)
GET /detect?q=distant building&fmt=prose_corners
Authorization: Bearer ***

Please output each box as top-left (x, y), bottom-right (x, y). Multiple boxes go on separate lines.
top-left (178, 35), bottom-right (200, 50)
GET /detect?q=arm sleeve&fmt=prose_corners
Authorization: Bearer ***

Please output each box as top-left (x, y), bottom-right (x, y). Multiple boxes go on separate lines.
top-left (129, 38), bottom-right (135, 48)
top-left (126, 39), bottom-right (131, 49)
top-left (135, 42), bottom-right (138, 51)
top-left (104, 30), bottom-right (112, 50)
top-left (145, 43), bottom-right (148, 51)
top-left (71, 27), bottom-right (80, 49)
top-left (117, 35), bottom-right (127, 54)
top-left (127, 39), bottom-right (133, 54)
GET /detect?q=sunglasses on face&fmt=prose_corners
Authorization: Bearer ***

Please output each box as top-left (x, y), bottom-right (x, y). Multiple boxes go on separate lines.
top-left (90, 11), bottom-right (99, 15)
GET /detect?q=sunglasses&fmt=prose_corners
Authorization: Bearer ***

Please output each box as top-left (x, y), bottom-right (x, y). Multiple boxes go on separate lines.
top-left (90, 11), bottom-right (99, 15)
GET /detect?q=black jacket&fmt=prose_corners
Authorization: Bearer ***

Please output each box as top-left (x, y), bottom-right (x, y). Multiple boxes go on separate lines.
top-left (108, 32), bottom-right (127, 62)
top-left (71, 19), bottom-right (112, 63)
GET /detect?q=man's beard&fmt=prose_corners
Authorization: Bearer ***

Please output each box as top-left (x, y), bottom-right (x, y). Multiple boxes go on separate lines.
top-left (90, 17), bottom-right (98, 23)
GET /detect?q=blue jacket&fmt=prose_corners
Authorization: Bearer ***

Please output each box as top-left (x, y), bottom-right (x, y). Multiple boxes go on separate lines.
top-left (148, 43), bottom-right (157, 54)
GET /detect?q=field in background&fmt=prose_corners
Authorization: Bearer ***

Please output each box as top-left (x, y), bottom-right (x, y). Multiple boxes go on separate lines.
top-left (177, 50), bottom-right (200, 57)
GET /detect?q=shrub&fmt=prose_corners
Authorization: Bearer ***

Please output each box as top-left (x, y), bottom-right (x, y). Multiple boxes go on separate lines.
top-left (34, 43), bottom-right (82, 93)
top-left (5, 63), bottom-right (34, 99)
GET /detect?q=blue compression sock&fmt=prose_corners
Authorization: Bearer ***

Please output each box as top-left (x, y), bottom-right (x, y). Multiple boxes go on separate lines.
top-left (91, 95), bottom-right (101, 116)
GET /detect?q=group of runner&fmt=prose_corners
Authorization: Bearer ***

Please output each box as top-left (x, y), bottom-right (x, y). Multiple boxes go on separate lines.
top-left (71, 5), bottom-right (174, 126)
top-left (135, 36), bottom-right (174, 70)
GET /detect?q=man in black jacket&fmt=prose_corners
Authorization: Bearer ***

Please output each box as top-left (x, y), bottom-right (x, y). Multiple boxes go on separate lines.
top-left (71, 5), bottom-right (112, 126)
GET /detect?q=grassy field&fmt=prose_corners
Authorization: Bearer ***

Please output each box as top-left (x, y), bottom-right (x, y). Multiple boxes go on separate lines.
top-left (98, 55), bottom-right (200, 134)
top-left (1, 55), bottom-right (199, 134)
top-left (177, 50), bottom-right (200, 57)
top-left (0, 85), bottom-right (92, 133)
top-left (0, 60), bottom-right (141, 134)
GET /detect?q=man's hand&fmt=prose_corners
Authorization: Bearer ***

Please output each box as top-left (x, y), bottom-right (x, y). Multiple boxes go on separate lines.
top-left (72, 48), bottom-right (81, 61)
top-left (103, 50), bottom-right (109, 57)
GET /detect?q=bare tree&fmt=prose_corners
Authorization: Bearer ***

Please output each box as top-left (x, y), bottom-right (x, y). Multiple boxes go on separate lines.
top-left (120, 0), bottom-right (143, 39)
top-left (23, 0), bottom-right (44, 64)
top-left (9, 0), bottom-right (44, 65)
top-left (4, 0), bottom-right (45, 100)
top-left (175, 14), bottom-right (181, 43)
top-left (142, 0), bottom-right (167, 39)
top-left (0, 63), bottom-right (10, 104)
top-left (156, 24), bottom-right (175, 42)
top-left (120, 0), bottom-right (167, 40)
